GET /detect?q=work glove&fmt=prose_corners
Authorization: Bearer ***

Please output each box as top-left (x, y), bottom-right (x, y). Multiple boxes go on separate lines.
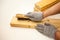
top-left (35, 23), bottom-right (57, 38)
top-left (26, 12), bottom-right (43, 21)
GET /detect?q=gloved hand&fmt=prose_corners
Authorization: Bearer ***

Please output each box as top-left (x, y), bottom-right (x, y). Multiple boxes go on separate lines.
top-left (35, 23), bottom-right (57, 38)
top-left (25, 12), bottom-right (43, 21)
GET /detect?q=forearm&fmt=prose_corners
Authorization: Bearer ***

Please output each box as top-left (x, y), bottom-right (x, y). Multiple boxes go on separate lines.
top-left (26, 2), bottom-right (60, 21)
top-left (43, 2), bottom-right (60, 18)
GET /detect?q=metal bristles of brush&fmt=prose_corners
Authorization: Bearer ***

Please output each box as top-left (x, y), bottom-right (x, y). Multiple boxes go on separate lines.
top-left (35, 23), bottom-right (57, 38)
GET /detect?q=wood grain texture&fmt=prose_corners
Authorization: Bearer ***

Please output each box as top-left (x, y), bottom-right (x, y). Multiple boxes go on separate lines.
top-left (35, 0), bottom-right (59, 11)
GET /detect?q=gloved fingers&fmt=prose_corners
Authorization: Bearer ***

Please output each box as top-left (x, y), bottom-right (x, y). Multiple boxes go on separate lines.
top-left (26, 12), bottom-right (43, 18)
top-left (43, 23), bottom-right (56, 38)
top-left (25, 12), bottom-right (34, 18)
top-left (25, 12), bottom-right (43, 21)
top-left (37, 24), bottom-right (44, 29)
top-left (36, 23), bottom-right (56, 38)
top-left (35, 24), bottom-right (44, 33)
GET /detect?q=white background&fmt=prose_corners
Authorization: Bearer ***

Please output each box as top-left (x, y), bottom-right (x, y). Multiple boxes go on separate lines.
top-left (0, 0), bottom-right (60, 40)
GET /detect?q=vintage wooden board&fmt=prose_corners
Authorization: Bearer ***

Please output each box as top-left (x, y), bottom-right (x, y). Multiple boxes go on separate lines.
top-left (35, 0), bottom-right (59, 11)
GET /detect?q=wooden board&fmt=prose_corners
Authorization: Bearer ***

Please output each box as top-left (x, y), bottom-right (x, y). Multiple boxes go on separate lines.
top-left (10, 17), bottom-right (60, 31)
top-left (10, 17), bottom-right (46, 28)
top-left (35, 0), bottom-right (59, 11)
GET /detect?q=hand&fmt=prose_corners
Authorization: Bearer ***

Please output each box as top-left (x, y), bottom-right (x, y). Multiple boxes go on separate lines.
top-left (55, 31), bottom-right (60, 40)
top-left (35, 23), bottom-right (56, 38)
top-left (26, 12), bottom-right (43, 21)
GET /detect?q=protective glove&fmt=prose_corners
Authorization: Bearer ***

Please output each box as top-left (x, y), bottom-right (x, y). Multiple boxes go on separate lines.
top-left (35, 23), bottom-right (57, 38)
top-left (25, 12), bottom-right (43, 21)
